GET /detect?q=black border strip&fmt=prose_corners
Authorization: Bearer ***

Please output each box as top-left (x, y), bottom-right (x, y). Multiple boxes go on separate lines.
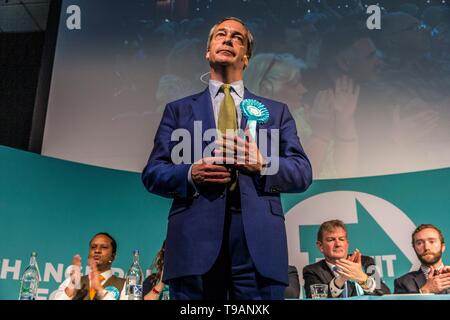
top-left (28, 0), bottom-right (63, 153)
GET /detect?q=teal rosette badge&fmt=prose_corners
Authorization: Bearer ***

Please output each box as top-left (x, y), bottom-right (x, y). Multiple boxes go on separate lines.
top-left (240, 99), bottom-right (269, 139)
top-left (104, 286), bottom-right (120, 300)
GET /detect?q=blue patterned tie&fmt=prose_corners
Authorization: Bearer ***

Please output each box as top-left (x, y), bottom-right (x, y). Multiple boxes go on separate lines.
top-left (342, 281), bottom-right (349, 298)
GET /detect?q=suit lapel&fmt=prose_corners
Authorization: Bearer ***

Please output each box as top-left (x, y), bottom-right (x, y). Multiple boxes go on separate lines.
top-left (241, 89), bottom-right (253, 130)
top-left (190, 88), bottom-right (216, 152)
top-left (191, 88), bottom-right (216, 131)
top-left (319, 260), bottom-right (335, 284)
top-left (412, 269), bottom-right (426, 291)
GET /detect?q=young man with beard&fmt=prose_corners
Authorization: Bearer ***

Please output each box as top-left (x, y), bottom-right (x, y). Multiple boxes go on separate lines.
top-left (395, 224), bottom-right (450, 294)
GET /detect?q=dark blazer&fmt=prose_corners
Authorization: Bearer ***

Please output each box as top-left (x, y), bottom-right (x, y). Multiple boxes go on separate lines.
top-left (394, 270), bottom-right (426, 294)
top-left (303, 256), bottom-right (391, 298)
top-left (285, 265), bottom-right (300, 299)
top-left (395, 269), bottom-right (450, 294)
top-left (73, 275), bottom-right (125, 300)
top-left (142, 88), bottom-right (312, 284)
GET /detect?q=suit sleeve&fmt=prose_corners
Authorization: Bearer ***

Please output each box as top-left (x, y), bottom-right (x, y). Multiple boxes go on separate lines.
top-left (285, 266), bottom-right (301, 299)
top-left (394, 277), bottom-right (412, 294)
top-left (363, 256), bottom-right (391, 295)
top-left (142, 103), bottom-right (193, 199)
top-left (262, 104), bottom-right (313, 193)
top-left (302, 266), bottom-right (329, 298)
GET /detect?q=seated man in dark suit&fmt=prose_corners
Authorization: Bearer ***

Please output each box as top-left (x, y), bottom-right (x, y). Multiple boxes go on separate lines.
top-left (303, 220), bottom-right (390, 298)
top-left (285, 265), bottom-right (300, 299)
top-left (395, 224), bottom-right (450, 294)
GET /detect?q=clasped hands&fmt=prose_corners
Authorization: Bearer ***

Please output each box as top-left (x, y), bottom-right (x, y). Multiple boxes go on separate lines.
top-left (334, 249), bottom-right (369, 287)
top-left (420, 266), bottom-right (450, 294)
top-left (191, 130), bottom-right (266, 186)
top-left (65, 255), bottom-right (105, 297)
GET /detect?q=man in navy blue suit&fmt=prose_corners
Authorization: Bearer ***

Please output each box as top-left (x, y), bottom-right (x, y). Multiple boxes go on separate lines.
top-left (142, 17), bottom-right (312, 300)
top-left (394, 224), bottom-right (450, 294)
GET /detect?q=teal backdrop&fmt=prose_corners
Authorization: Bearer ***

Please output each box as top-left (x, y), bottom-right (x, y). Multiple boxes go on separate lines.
top-left (0, 146), bottom-right (449, 299)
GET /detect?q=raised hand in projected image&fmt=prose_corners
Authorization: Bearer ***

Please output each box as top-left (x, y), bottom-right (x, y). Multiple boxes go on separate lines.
top-left (332, 75), bottom-right (360, 178)
top-left (303, 89), bottom-right (335, 179)
top-left (306, 89), bottom-right (335, 142)
top-left (333, 75), bottom-right (360, 121)
top-left (392, 100), bottom-right (440, 146)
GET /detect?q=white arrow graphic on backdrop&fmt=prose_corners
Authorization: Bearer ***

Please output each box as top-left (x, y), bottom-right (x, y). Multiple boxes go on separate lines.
top-left (285, 191), bottom-right (419, 293)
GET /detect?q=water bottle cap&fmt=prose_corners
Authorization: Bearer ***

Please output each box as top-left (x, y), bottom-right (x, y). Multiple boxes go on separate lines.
top-left (133, 249), bottom-right (139, 255)
top-left (31, 252), bottom-right (37, 257)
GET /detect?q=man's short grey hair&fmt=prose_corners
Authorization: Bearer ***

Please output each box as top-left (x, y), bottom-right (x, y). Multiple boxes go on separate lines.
top-left (206, 17), bottom-right (254, 61)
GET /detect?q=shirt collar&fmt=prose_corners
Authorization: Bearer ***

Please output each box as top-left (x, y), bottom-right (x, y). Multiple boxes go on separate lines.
top-left (100, 270), bottom-right (113, 282)
top-left (209, 79), bottom-right (244, 99)
top-left (421, 263), bottom-right (444, 278)
top-left (325, 261), bottom-right (339, 275)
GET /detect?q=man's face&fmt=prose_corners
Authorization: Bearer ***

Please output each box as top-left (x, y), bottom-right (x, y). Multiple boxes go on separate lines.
top-left (317, 227), bottom-right (349, 261)
top-left (348, 38), bottom-right (382, 82)
top-left (88, 235), bottom-right (115, 270)
top-left (207, 20), bottom-right (248, 70)
top-left (413, 228), bottom-right (445, 266)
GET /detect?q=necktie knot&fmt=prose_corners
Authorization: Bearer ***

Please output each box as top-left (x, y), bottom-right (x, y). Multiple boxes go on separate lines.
top-left (221, 84), bottom-right (231, 94)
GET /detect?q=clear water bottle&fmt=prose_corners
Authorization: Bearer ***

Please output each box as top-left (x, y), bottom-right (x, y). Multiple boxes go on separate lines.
top-left (125, 249), bottom-right (143, 300)
top-left (18, 252), bottom-right (40, 300)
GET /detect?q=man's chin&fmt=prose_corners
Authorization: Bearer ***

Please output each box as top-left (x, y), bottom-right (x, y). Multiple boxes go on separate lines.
top-left (211, 57), bottom-right (235, 66)
top-left (419, 255), bottom-right (440, 266)
top-left (327, 254), bottom-right (346, 260)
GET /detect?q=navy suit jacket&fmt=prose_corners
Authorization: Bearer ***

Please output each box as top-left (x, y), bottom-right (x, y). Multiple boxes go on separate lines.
top-left (394, 270), bottom-right (426, 294)
top-left (395, 269), bottom-right (450, 294)
top-left (142, 88), bottom-right (312, 284)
